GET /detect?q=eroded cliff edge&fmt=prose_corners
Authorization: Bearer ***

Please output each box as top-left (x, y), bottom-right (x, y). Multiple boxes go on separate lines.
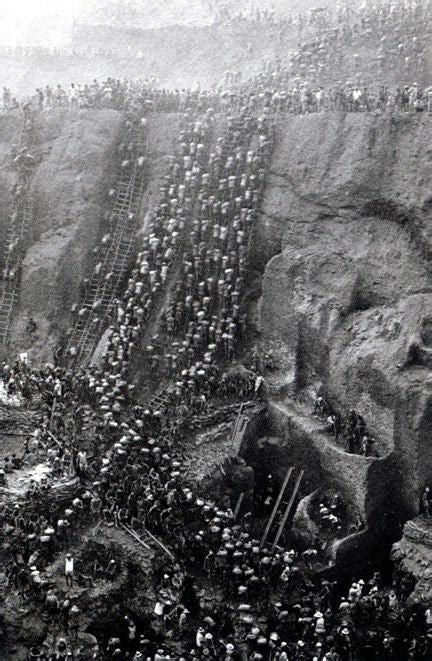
top-left (0, 109), bottom-right (177, 361)
top-left (0, 108), bottom-right (430, 577)
top-left (254, 112), bottom-right (432, 564)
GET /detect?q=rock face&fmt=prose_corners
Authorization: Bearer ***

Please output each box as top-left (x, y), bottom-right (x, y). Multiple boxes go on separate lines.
top-left (0, 109), bottom-right (178, 363)
top-left (392, 518), bottom-right (432, 605)
top-left (0, 112), bottom-right (22, 257)
top-left (254, 112), bottom-right (432, 565)
top-left (2, 108), bottom-right (124, 362)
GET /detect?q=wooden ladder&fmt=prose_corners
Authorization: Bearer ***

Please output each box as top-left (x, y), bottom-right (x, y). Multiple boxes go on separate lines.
top-left (260, 466), bottom-right (294, 548)
top-left (271, 469), bottom-right (304, 550)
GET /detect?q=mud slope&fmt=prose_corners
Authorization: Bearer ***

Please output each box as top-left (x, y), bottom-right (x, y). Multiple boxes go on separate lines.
top-left (0, 110), bottom-right (180, 363)
top-left (6, 109), bottom-right (124, 361)
top-left (257, 112), bottom-right (432, 520)
top-left (0, 112), bottom-right (23, 255)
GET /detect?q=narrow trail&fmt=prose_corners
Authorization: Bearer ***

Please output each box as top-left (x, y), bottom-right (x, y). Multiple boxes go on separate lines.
top-left (269, 394), bottom-right (381, 461)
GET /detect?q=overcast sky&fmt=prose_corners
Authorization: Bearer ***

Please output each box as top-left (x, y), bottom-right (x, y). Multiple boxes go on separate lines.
top-left (0, 0), bottom-right (76, 45)
top-left (0, 0), bottom-right (349, 47)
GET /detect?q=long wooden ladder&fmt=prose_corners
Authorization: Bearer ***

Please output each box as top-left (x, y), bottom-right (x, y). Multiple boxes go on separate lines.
top-left (260, 466), bottom-right (294, 548)
top-left (271, 469), bottom-right (304, 550)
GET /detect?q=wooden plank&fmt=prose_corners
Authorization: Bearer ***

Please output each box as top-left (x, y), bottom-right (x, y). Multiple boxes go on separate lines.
top-left (142, 526), bottom-right (174, 560)
top-left (119, 522), bottom-right (152, 552)
top-left (260, 466), bottom-right (293, 548)
top-left (46, 430), bottom-right (62, 448)
top-left (49, 398), bottom-right (57, 431)
top-left (233, 492), bottom-right (244, 519)
top-left (230, 403), bottom-right (244, 443)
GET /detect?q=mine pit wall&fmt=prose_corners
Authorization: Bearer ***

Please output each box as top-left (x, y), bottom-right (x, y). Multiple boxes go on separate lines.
top-left (398, 382), bottom-right (432, 506)
top-left (238, 401), bottom-right (409, 575)
top-left (0, 110), bottom-right (181, 364)
top-left (0, 108), bottom-right (123, 362)
top-left (263, 401), bottom-right (410, 574)
top-left (251, 111), bottom-right (432, 532)
top-left (267, 401), bottom-right (371, 521)
top-left (0, 112), bottom-right (22, 260)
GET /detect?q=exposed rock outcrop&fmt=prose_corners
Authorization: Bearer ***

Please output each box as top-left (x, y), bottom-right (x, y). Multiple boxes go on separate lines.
top-left (252, 112), bottom-right (431, 572)
top-left (5, 108), bottom-right (124, 362)
top-left (392, 518), bottom-right (432, 605)
top-left (0, 110), bottom-right (179, 363)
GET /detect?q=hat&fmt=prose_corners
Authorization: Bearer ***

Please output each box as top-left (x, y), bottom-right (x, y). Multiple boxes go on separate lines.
top-left (226, 644), bottom-right (235, 652)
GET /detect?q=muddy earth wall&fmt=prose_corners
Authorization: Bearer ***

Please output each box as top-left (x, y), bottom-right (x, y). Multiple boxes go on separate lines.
top-left (0, 113), bottom-right (22, 258)
top-left (0, 110), bottom-right (179, 363)
top-left (0, 108), bottom-right (430, 577)
top-left (253, 112), bottom-right (431, 535)
top-left (5, 108), bottom-right (124, 362)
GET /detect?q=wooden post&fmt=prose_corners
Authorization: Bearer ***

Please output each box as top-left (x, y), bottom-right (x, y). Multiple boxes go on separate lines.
top-left (260, 467), bottom-right (293, 548)
top-left (120, 522), bottom-right (152, 551)
top-left (271, 469), bottom-right (304, 550)
top-left (231, 403), bottom-right (244, 443)
top-left (46, 429), bottom-right (62, 448)
top-left (142, 526), bottom-right (175, 560)
top-left (49, 397), bottom-right (57, 431)
top-left (234, 492), bottom-right (244, 519)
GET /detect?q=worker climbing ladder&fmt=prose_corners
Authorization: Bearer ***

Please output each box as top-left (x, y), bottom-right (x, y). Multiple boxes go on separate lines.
top-left (0, 110), bottom-right (39, 344)
top-left (64, 118), bottom-right (150, 364)
top-left (147, 386), bottom-right (171, 413)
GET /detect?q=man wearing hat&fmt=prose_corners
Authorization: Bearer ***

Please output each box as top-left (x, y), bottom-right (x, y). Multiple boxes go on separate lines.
top-left (196, 626), bottom-right (205, 649)
top-left (294, 639), bottom-right (306, 660)
top-left (69, 604), bottom-right (80, 640)
top-left (222, 641), bottom-right (235, 660)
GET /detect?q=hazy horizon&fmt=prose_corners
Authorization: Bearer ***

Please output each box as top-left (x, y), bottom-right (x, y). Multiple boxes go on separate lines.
top-left (0, 0), bottom-right (350, 48)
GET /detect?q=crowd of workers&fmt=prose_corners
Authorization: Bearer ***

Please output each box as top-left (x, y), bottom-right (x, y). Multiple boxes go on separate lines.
top-left (0, 1), bottom-right (430, 115)
top-left (0, 92), bottom-right (429, 661)
top-left (286, 0), bottom-right (431, 85)
top-left (1, 104), bottom-right (38, 284)
top-left (0, 0), bottom-right (430, 98)
top-left (208, 0), bottom-right (431, 87)
top-left (3, 76), bottom-right (432, 118)
top-left (313, 397), bottom-right (379, 457)
top-left (0, 2), bottom-right (431, 658)
top-left (0, 95), bottom-right (277, 658)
